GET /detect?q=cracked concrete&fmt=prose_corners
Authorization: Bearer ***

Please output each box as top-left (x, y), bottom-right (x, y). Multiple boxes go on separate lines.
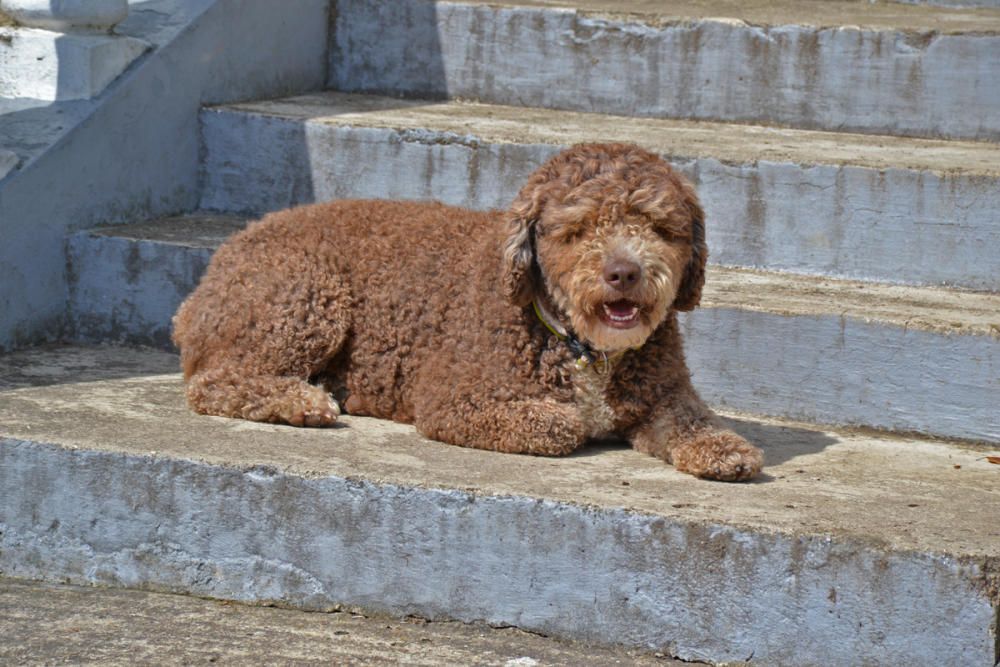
top-left (0, 345), bottom-right (997, 665)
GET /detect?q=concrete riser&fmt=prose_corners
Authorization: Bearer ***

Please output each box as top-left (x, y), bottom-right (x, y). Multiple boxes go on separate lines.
top-left (199, 110), bottom-right (1000, 291)
top-left (2, 439), bottom-right (995, 667)
top-left (66, 234), bottom-right (214, 348)
top-left (682, 309), bottom-right (999, 443)
top-left (329, 0), bottom-right (1000, 141)
top-left (65, 228), bottom-right (1000, 443)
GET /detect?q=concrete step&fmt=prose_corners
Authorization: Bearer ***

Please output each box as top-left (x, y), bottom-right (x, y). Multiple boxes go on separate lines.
top-left (902, 0), bottom-right (1000, 7)
top-left (0, 26), bottom-right (149, 101)
top-left (1, 345), bottom-right (998, 666)
top-left (199, 91), bottom-right (1000, 291)
top-left (328, 0), bottom-right (1000, 141)
top-left (65, 213), bottom-right (245, 349)
top-left (65, 217), bottom-right (1000, 442)
top-left (0, 97), bottom-right (98, 184)
top-left (0, 578), bottom-right (675, 666)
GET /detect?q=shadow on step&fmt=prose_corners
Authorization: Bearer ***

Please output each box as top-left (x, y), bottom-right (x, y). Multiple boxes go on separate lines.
top-left (720, 415), bottom-right (838, 467)
top-left (0, 344), bottom-right (178, 391)
top-left (572, 415), bottom-right (838, 471)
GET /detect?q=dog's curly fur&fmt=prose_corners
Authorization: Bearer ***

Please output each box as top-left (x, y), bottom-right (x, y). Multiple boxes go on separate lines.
top-left (172, 143), bottom-right (763, 481)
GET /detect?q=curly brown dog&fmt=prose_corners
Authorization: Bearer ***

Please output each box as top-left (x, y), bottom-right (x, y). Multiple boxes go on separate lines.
top-left (172, 143), bottom-right (763, 481)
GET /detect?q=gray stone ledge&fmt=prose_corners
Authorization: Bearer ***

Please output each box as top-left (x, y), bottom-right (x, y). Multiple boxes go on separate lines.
top-left (329, 0), bottom-right (1000, 141)
top-left (200, 92), bottom-right (1000, 291)
top-left (0, 578), bottom-right (679, 666)
top-left (0, 346), bottom-right (997, 666)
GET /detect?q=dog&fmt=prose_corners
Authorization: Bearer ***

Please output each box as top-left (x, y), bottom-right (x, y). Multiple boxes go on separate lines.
top-left (172, 143), bottom-right (763, 481)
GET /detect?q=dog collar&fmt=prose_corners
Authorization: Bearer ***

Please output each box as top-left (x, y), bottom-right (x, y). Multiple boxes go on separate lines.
top-left (532, 300), bottom-right (629, 372)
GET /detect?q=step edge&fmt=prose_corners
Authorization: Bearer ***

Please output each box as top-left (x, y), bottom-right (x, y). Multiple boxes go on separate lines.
top-left (204, 92), bottom-right (1000, 178)
top-left (4, 434), bottom-right (995, 665)
top-left (458, 0), bottom-right (1000, 34)
top-left (67, 220), bottom-right (1000, 339)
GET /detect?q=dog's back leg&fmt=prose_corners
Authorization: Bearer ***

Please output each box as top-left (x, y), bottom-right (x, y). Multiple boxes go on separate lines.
top-left (184, 365), bottom-right (341, 427)
top-left (173, 240), bottom-right (351, 428)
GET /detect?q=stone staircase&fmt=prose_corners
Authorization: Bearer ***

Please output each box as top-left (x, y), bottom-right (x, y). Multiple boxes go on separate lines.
top-left (0, 1), bottom-right (149, 180)
top-left (3, 1), bottom-right (1000, 665)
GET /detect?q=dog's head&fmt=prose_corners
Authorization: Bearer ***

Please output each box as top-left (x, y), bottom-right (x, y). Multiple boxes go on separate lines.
top-left (501, 143), bottom-right (706, 352)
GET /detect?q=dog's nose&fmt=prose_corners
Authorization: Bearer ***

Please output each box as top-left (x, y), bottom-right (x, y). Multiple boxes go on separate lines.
top-left (603, 259), bottom-right (641, 291)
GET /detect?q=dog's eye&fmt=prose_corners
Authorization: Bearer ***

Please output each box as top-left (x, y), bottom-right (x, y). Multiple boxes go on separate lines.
top-left (653, 225), bottom-right (679, 241)
top-left (653, 219), bottom-right (688, 241)
top-left (543, 224), bottom-right (580, 244)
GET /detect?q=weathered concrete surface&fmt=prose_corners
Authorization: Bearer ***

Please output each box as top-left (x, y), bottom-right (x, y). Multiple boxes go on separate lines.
top-left (899, 0), bottom-right (1000, 7)
top-left (64, 217), bottom-right (1000, 441)
top-left (0, 346), bottom-right (997, 665)
top-left (200, 92), bottom-right (1000, 291)
top-left (0, 0), bottom-right (329, 352)
top-left (0, 148), bottom-right (16, 180)
top-left (0, 579), bottom-right (676, 667)
top-left (684, 296), bottom-right (999, 443)
top-left (1, 0), bottom-right (127, 32)
top-left (687, 269), bottom-right (1000, 442)
top-left (329, 0), bottom-right (1000, 141)
top-left (705, 267), bottom-right (1000, 339)
top-left (0, 27), bottom-right (149, 100)
top-left (0, 96), bottom-right (95, 178)
top-left (499, 0), bottom-right (1000, 30)
top-left (66, 214), bottom-right (245, 347)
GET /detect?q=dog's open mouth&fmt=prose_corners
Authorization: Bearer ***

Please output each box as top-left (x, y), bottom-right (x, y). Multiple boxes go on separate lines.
top-left (600, 299), bottom-right (641, 329)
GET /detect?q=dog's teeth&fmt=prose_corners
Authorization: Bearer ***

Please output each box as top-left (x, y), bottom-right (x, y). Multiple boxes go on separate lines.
top-left (603, 304), bottom-right (638, 322)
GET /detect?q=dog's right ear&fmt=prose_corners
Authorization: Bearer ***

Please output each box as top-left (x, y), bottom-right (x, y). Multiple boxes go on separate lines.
top-left (500, 185), bottom-right (543, 307)
top-left (671, 179), bottom-right (708, 312)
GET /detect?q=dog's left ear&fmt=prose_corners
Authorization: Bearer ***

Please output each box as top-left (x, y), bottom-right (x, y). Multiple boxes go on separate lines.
top-left (500, 184), bottom-right (543, 306)
top-left (672, 180), bottom-right (708, 312)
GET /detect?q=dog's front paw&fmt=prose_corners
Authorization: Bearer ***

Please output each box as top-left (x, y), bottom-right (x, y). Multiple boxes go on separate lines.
top-left (282, 385), bottom-right (341, 427)
top-left (670, 430), bottom-right (763, 482)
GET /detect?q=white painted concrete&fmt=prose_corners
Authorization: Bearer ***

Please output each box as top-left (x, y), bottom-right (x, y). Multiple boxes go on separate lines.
top-left (0, 0), bottom-right (127, 32)
top-left (198, 97), bottom-right (1000, 291)
top-left (0, 27), bottom-right (149, 100)
top-left (65, 215), bottom-right (244, 347)
top-left (681, 307), bottom-right (1000, 443)
top-left (0, 0), bottom-right (330, 352)
top-left (0, 148), bottom-right (16, 179)
top-left (5, 453), bottom-right (991, 666)
top-left (329, 0), bottom-right (1000, 140)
